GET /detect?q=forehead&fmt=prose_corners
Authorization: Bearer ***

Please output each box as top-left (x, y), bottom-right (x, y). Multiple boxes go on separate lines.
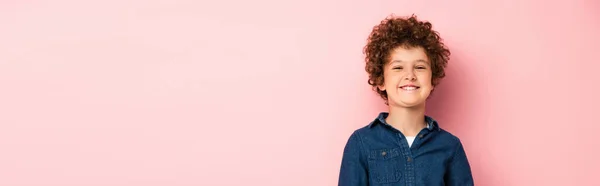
top-left (388, 46), bottom-right (429, 64)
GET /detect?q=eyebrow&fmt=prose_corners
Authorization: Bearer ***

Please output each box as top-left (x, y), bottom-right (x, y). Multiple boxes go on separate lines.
top-left (390, 59), bottom-right (430, 64)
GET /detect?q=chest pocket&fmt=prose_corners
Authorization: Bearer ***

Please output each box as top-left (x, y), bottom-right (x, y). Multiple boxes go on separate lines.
top-left (367, 148), bottom-right (403, 184)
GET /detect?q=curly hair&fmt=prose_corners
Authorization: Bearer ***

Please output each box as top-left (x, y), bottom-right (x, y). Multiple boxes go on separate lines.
top-left (364, 14), bottom-right (450, 104)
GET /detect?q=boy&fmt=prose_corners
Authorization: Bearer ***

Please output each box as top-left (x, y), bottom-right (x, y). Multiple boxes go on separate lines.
top-left (338, 15), bottom-right (474, 186)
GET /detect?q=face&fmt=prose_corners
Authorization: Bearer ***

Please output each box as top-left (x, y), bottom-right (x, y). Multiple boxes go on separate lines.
top-left (378, 46), bottom-right (433, 108)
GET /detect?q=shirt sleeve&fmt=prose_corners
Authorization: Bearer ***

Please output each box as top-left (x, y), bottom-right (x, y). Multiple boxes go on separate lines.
top-left (444, 138), bottom-right (475, 186)
top-left (338, 131), bottom-right (369, 186)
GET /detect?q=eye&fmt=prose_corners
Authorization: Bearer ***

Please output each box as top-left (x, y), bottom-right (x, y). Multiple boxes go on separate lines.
top-left (392, 66), bottom-right (403, 70)
top-left (416, 66), bottom-right (427, 69)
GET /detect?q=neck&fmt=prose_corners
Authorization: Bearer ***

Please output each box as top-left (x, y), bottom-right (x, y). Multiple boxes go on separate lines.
top-left (385, 104), bottom-right (427, 137)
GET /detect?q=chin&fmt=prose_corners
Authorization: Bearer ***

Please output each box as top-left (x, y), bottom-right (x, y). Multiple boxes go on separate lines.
top-left (391, 100), bottom-right (425, 108)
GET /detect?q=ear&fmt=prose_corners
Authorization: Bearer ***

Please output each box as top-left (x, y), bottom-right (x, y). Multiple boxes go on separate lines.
top-left (377, 84), bottom-right (386, 91)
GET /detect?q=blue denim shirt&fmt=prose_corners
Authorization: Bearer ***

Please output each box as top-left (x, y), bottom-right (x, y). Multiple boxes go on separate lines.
top-left (338, 112), bottom-right (474, 186)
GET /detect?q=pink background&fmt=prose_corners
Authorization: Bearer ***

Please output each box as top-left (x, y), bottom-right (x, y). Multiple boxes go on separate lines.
top-left (1, 0), bottom-right (599, 185)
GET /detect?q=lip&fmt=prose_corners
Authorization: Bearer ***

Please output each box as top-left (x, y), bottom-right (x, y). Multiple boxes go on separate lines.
top-left (399, 84), bottom-right (420, 88)
top-left (399, 84), bottom-right (420, 92)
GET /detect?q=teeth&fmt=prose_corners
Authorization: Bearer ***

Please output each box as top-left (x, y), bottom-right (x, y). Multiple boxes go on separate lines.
top-left (402, 87), bottom-right (417, 90)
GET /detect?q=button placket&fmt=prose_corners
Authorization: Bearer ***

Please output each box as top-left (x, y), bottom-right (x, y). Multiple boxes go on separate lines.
top-left (397, 132), bottom-right (416, 186)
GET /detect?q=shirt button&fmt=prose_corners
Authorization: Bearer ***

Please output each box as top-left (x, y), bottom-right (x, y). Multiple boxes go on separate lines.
top-left (381, 151), bottom-right (387, 156)
top-left (419, 134), bottom-right (424, 138)
top-left (407, 157), bottom-right (412, 162)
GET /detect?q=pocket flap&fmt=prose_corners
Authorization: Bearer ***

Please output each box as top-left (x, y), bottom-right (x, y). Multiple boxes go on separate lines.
top-left (369, 148), bottom-right (401, 160)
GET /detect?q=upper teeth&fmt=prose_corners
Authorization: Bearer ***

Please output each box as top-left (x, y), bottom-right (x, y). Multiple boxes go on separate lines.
top-left (402, 87), bottom-right (417, 90)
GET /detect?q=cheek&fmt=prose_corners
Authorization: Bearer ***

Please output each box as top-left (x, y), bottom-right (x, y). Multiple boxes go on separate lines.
top-left (383, 74), bottom-right (398, 86)
top-left (384, 80), bottom-right (397, 90)
top-left (419, 74), bottom-right (433, 87)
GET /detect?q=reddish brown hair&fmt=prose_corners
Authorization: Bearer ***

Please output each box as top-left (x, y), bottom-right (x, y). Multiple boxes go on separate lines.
top-left (364, 14), bottom-right (450, 104)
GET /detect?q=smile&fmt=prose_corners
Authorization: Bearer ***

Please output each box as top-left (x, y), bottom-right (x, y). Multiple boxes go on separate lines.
top-left (399, 85), bottom-right (420, 91)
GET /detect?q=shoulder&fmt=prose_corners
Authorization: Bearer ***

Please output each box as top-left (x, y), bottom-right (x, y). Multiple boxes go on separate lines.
top-left (341, 126), bottom-right (372, 156)
top-left (354, 124), bottom-right (373, 135)
top-left (344, 125), bottom-right (370, 144)
top-left (342, 122), bottom-right (378, 146)
top-left (437, 128), bottom-right (461, 143)
top-left (434, 128), bottom-right (465, 154)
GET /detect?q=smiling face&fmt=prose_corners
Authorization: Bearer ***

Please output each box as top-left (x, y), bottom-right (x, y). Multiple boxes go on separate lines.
top-left (378, 46), bottom-right (434, 108)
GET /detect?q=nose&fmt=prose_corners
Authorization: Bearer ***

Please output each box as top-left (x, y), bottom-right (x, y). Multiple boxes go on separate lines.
top-left (405, 72), bottom-right (416, 81)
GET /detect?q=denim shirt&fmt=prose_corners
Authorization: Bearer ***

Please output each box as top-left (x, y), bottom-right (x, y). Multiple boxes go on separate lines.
top-left (338, 112), bottom-right (474, 186)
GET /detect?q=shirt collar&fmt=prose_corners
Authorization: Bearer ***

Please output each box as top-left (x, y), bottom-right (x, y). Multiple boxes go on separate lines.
top-left (368, 112), bottom-right (440, 131)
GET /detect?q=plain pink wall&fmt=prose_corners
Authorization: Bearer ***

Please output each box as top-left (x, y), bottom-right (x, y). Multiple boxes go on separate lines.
top-left (1, 0), bottom-right (599, 185)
